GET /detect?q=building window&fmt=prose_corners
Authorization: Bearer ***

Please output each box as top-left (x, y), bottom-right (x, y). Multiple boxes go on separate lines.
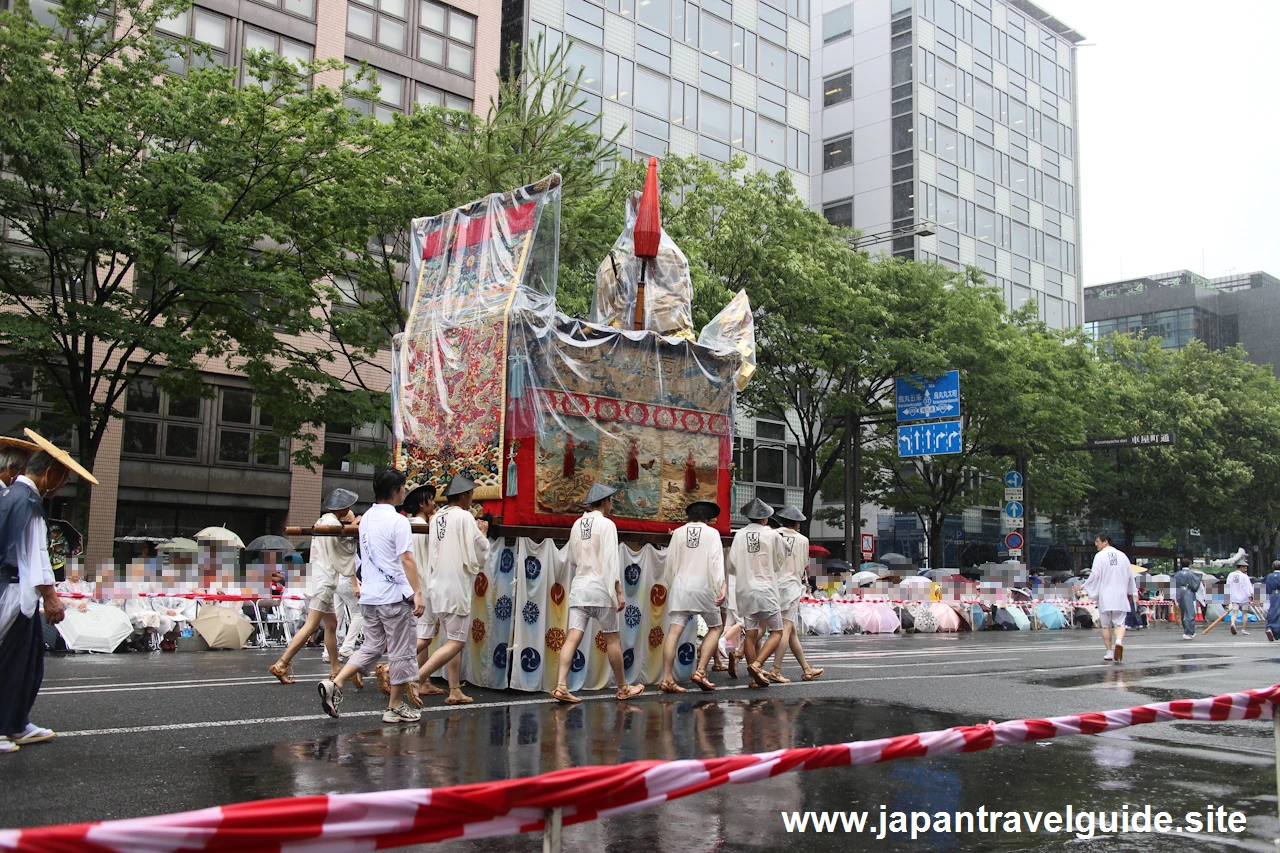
top-left (605, 53), bottom-right (633, 104)
top-left (758, 39), bottom-right (785, 86)
top-left (157, 8), bottom-right (230, 74)
top-left (701, 10), bottom-right (730, 58)
top-left (637, 0), bottom-right (672, 34)
top-left (418, 1), bottom-right (475, 74)
top-left (822, 135), bottom-right (850, 171)
top-left (0, 365), bottom-right (74, 449)
top-left (566, 42), bottom-right (602, 93)
top-left (416, 84), bottom-right (471, 111)
top-left (635, 68), bottom-right (670, 118)
top-left (757, 117), bottom-right (785, 165)
top-left (345, 65), bottom-right (406, 122)
top-left (348, 0), bottom-right (408, 53)
top-left (823, 71), bottom-right (851, 107)
top-left (243, 26), bottom-right (313, 85)
top-left (122, 379), bottom-right (204, 462)
top-left (822, 3), bottom-right (850, 42)
top-left (824, 200), bottom-right (853, 229)
top-left (732, 25), bottom-right (756, 73)
top-left (250, 0), bottom-right (314, 20)
top-left (216, 388), bottom-right (285, 468)
top-left (699, 92), bottom-right (730, 141)
top-left (324, 423), bottom-right (390, 476)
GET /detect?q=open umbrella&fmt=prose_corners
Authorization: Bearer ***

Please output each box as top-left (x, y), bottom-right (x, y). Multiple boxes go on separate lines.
top-left (899, 576), bottom-right (932, 587)
top-left (156, 537), bottom-right (200, 553)
top-left (245, 535), bottom-right (297, 553)
top-left (113, 527), bottom-right (168, 544)
top-left (192, 606), bottom-right (255, 649)
top-left (822, 559), bottom-right (853, 573)
top-left (56, 604), bottom-right (133, 653)
top-left (848, 570), bottom-right (880, 587)
top-left (195, 526), bottom-right (245, 548)
top-left (808, 544), bottom-right (831, 559)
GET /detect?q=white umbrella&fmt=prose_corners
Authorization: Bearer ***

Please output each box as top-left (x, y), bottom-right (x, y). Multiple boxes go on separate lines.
top-left (899, 576), bottom-right (932, 587)
top-left (157, 537), bottom-right (200, 553)
top-left (195, 526), bottom-right (245, 549)
top-left (849, 571), bottom-right (880, 587)
top-left (56, 603), bottom-right (133, 653)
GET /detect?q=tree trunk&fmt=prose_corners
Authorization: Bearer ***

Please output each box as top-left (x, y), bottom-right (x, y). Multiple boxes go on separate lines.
top-left (928, 512), bottom-right (945, 570)
top-left (73, 428), bottom-right (100, 545)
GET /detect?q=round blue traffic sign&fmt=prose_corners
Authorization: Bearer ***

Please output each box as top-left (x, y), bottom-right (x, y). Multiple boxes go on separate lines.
top-left (1004, 471), bottom-right (1023, 488)
top-left (1004, 501), bottom-right (1024, 519)
top-left (1005, 531), bottom-right (1024, 550)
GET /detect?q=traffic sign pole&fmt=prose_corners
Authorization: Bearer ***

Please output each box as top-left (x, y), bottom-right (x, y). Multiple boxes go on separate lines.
top-left (1017, 453), bottom-right (1029, 569)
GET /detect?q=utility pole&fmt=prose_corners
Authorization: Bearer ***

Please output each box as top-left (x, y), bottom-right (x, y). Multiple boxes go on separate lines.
top-left (1017, 451), bottom-right (1029, 571)
top-left (844, 411), bottom-right (855, 565)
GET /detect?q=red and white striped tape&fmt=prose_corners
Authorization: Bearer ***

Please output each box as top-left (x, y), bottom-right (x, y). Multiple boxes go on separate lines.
top-left (2, 684), bottom-right (1275, 853)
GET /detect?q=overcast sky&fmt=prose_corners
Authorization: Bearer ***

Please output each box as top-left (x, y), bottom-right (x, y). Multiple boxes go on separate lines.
top-left (1058, 0), bottom-right (1280, 286)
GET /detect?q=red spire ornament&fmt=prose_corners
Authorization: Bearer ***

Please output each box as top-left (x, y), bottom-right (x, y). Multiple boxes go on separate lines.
top-left (632, 157), bottom-right (662, 330)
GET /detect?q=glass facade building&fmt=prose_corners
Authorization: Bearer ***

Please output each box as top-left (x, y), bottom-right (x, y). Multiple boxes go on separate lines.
top-left (809, 0), bottom-right (1084, 326)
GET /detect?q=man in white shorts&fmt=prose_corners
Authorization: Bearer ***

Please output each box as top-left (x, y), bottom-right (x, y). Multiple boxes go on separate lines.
top-left (406, 484), bottom-right (460, 699)
top-left (768, 506), bottom-right (823, 683)
top-left (728, 498), bottom-right (786, 687)
top-left (1083, 532), bottom-right (1137, 662)
top-left (318, 468), bottom-right (424, 723)
top-left (659, 499), bottom-right (726, 693)
top-left (271, 489), bottom-right (361, 687)
top-left (553, 482), bottom-right (644, 704)
top-left (416, 474), bottom-right (489, 706)
top-left (1225, 559), bottom-right (1254, 636)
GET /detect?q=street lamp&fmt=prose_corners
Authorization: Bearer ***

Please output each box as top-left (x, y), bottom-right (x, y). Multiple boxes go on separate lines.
top-left (840, 221), bottom-right (937, 566)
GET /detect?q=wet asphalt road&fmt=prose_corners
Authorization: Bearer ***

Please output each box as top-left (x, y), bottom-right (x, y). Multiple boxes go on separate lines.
top-left (4, 625), bottom-right (1279, 851)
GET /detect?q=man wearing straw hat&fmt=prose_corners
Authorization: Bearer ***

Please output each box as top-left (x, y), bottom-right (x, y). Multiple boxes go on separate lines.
top-left (658, 499), bottom-right (725, 694)
top-left (768, 505), bottom-right (823, 683)
top-left (0, 436), bottom-right (38, 488)
top-left (552, 482), bottom-right (644, 704)
top-left (728, 498), bottom-right (786, 688)
top-left (405, 482), bottom-right (459, 700)
top-left (270, 488), bottom-right (362, 687)
top-left (0, 429), bottom-right (97, 755)
top-left (415, 474), bottom-right (489, 706)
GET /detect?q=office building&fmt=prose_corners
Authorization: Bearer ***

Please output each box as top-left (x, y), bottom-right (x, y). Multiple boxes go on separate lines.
top-left (1085, 270), bottom-right (1280, 371)
top-left (810, 0), bottom-right (1084, 327)
top-left (501, 0), bottom-right (814, 200)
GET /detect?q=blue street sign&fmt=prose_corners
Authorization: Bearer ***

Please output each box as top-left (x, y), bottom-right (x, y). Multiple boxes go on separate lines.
top-left (1005, 531), bottom-right (1024, 550)
top-left (895, 371), bottom-right (961, 422)
top-left (1004, 501), bottom-right (1024, 519)
top-left (954, 530), bottom-right (965, 542)
top-left (1004, 471), bottom-right (1023, 488)
top-left (897, 420), bottom-right (963, 457)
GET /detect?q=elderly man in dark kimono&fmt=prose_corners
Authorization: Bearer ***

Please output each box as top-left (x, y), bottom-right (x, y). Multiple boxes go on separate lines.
top-left (1171, 558), bottom-right (1201, 641)
top-left (1264, 561), bottom-right (1280, 642)
top-left (0, 430), bottom-right (97, 755)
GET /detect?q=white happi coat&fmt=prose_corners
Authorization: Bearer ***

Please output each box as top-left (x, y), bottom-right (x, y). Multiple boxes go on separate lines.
top-left (309, 512), bottom-right (357, 593)
top-left (728, 523), bottom-right (784, 617)
top-left (1225, 570), bottom-right (1253, 604)
top-left (1083, 545), bottom-right (1137, 612)
top-left (410, 514), bottom-right (432, 601)
top-left (666, 522), bottom-right (725, 615)
top-left (776, 528), bottom-right (809, 612)
top-left (567, 510), bottom-right (620, 609)
top-left (426, 505), bottom-right (489, 617)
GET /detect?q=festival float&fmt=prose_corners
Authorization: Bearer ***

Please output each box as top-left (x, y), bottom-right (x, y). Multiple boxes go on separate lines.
top-left (392, 160), bottom-right (755, 541)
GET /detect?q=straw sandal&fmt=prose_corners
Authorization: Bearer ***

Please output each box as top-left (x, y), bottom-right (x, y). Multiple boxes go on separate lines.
top-left (727, 652), bottom-right (739, 679)
top-left (418, 679), bottom-right (447, 695)
top-left (0, 736), bottom-right (18, 754)
top-left (711, 662), bottom-right (729, 672)
top-left (690, 670), bottom-right (715, 691)
top-left (766, 668), bottom-right (791, 684)
top-left (268, 661), bottom-right (295, 684)
top-left (404, 681), bottom-right (423, 709)
top-left (375, 664), bottom-right (391, 696)
top-left (801, 667), bottom-right (825, 681)
top-left (747, 662), bottom-right (771, 688)
top-left (659, 679), bottom-right (687, 694)
top-left (445, 692), bottom-right (474, 705)
top-left (616, 683), bottom-right (644, 700)
top-left (351, 671), bottom-right (364, 690)
top-left (552, 685), bottom-right (581, 704)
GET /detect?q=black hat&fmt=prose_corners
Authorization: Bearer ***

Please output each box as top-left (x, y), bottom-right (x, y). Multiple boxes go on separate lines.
top-left (445, 473), bottom-right (478, 498)
top-left (740, 498), bottom-right (774, 521)
top-left (775, 505), bottom-right (806, 523)
top-left (686, 499), bottom-right (721, 521)
top-left (402, 484), bottom-right (436, 512)
top-left (322, 488), bottom-right (359, 513)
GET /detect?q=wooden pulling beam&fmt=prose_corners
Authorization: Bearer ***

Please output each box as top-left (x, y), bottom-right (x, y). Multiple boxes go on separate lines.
top-left (284, 519), bottom-right (732, 547)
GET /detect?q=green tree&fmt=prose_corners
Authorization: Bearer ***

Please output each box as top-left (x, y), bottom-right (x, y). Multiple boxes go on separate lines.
top-left (864, 274), bottom-right (1094, 568)
top-left (0, 0), bottom-right (385, 529)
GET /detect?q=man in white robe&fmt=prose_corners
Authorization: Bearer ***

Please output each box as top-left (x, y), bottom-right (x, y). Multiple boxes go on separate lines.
top-left (728, 498), bottom-right (786, 687)
top-left (271, 489), bottom-right (360, 684)
top-left (768, 506), bottom-right (823, 683)
top-left (1083, 532), bottom-right (1137, 662)
top-left (416, 474), bottom-right (489, 706)
top-left (553, 482), bottom-right (644, 704)
top-left (405, 484), bottom-right (460, 699)
top-left (659, 500), bottom-right (725, 693)
top-left (1225, 560), bottom-right (1254, 636)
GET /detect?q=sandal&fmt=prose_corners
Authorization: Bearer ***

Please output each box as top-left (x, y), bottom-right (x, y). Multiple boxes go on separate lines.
top-left (616, 683), bottom-right (644, 700)
top-left (802, 667), bottom-right (825, 681)
top-left (747, 662), bottom-right (771, 688)
top-left (11, 724), bottom-right (54, 745)
top-left (711, 662), bottom-right (729, 672)
top-left (552, 685), bottom-right (581, 704)
top-left (375, 664), bottom-right (391, 696)
top-left (268, 661), bottom-right (295, 685)
top-left (658, 679), bottom-right (687, 694)
top-left (405, 681), bottom-right (423, 709)
top-left (727, 652), bottom-right (739, 679)
top-left (0, 736), bottom-right (18, 755)
top-left (445, 692), bottom-right (474, 705)
top-left (690, 670), bottom-right (716, 691)
top-left (418, 680), bottom-right (447, 695)
top-left (766, 668), bottom-right (791, 684)
top-left (351, 671), bottom-right (364, 691)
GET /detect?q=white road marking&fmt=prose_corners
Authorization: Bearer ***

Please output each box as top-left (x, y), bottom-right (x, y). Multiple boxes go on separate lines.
top-left (40, 672), bottom-right (331, 695)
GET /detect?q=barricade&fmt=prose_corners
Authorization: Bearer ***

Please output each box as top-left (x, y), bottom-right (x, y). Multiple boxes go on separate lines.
top-left (3, 685), bottom-right (1277, 853)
